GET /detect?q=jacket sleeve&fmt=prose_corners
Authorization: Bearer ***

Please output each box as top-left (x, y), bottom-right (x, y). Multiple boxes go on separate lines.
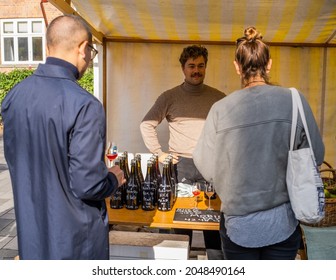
top-left (300, 93), bottom-right (325, 165)
top-left (193, 105), bottom-right (217, 181)
top-left (68, 99), bottom-right (117, 201)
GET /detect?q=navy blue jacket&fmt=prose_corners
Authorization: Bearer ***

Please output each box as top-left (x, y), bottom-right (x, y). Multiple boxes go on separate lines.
top-left (1, 61), bottom-right (117, 259)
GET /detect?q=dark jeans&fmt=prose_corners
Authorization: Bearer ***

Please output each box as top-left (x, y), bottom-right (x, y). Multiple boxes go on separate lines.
top-left (219, 212), bottom-right (301, 260)
top-left (175, 157), bottom-right (224, 260)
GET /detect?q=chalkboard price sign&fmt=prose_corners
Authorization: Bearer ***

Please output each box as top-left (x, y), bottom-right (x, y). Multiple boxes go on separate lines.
top-left (173, 208), bottom-right (220, 223)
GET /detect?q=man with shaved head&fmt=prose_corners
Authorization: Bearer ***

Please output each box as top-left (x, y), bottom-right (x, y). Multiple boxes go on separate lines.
top-left (1, 15), bottom-right (125, 259)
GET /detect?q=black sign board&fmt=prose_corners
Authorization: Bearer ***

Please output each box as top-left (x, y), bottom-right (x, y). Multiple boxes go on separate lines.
top-left (173, 208), bottom-right (220, 223)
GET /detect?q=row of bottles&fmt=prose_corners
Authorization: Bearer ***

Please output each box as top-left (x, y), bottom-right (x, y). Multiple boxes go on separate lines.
top-left (110, 152), bottom-right (177, 211)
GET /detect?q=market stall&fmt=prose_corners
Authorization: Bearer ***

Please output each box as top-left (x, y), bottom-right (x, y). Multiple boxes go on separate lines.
top-left (48, 0), bottom-right (336, 166)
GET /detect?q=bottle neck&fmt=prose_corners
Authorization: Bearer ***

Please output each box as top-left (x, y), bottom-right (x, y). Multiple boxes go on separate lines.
top-left (161, 164), bottom-right (170, 185)
top-left (129, 161), bottom-right (136, 181)
top-left (155, 156), bottom-right (161, 176)
top-left (145, 163), bottom-right (153, 181)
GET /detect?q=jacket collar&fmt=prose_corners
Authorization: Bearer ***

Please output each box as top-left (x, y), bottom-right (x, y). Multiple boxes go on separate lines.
top-left (34, 57), bottom-right (79, 81)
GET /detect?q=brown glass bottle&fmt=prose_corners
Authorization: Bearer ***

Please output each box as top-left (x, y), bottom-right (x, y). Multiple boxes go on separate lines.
top-left (150, 156), bottom-right (159, 205)
top-left (154, 153), bottom-right (162, 187)
top-left (167, 154), bottom-right (177, 204)
top-left (122, 151), bottom-right (130, 178)
top-left (142, 160), bottom-right (156, 211)
top-left (110, 155), bottom-right (125, 209)
top-left (135, 154), bottom-right (144, 205)
top-left (157, 162), bottom-right (172, 211)
top-left (119, 154), bottom-right (129, 204)
top-left (125, 159), bottom-right (140, 210)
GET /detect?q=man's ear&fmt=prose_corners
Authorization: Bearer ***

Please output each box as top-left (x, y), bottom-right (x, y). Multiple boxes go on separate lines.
top-left (233, 60), bottom-right (241, 75)
top-left (78, 40), bottom-right (87, 59)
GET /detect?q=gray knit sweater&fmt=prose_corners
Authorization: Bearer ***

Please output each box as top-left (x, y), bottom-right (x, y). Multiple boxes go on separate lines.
top-left (193, 85), bottom-right (324, 216)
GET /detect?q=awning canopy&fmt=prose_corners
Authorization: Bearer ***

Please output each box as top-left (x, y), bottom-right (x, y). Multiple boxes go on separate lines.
top-left (49, 0), bottom-right (336, 46)
top-left (48, 0), bottom-right (336, 166)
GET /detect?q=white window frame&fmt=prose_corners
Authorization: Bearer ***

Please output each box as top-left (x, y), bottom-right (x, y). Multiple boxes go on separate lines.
top-left (1, 18), bottom-right (46, 65)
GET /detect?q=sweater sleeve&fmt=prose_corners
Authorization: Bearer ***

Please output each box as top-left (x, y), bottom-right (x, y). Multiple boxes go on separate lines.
top-left (140, 92), bottom-right (170, 155)
top-left (140, 119), bottom-right (163, 155)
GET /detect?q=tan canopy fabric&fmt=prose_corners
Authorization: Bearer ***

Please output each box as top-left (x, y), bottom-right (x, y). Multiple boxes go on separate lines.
top-left (48, 0), bottom-right (336, 166)
top-left (61, 0), bottom-right (336, 45)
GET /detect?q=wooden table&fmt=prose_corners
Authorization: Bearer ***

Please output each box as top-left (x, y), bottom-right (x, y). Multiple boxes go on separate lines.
top-left (106, 192), bottom-right (221, 231)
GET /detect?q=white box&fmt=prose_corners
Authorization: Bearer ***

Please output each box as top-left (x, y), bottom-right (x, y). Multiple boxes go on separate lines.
top-left (109, 230), bottom-right (189, 260)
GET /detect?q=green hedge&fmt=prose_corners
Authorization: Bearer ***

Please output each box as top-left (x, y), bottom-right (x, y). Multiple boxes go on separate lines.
top-left (78, 67), bottom-right (94, 94)
top-left (0, 67), bottom-right (94, 123)
top-left (0, 68), bottom-right (34, 107)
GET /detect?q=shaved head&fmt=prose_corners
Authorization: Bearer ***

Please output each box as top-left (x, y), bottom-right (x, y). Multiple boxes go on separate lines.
top-left (45, 15), bottom-right (94, 79)
top-left (46, 15), bottom-right (92, 52)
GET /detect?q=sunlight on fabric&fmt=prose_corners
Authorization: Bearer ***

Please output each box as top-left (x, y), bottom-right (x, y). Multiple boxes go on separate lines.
top-left (59, 0), bottom-right (336, 166)
top-left (315, 5), bottom-right (336, 43)
top-left (292, 0), bottom-right (325, 43)
top-left (69, 0), bottom-right (336, 45)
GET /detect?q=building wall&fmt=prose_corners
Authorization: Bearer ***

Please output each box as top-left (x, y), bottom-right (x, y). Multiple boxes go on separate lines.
top-left (0, 0), bottom-right (60, 19)
top-left (0, 0), bottom-right (62, 72)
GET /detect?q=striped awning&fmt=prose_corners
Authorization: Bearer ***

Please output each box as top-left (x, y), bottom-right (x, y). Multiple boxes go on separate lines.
top-left (47, 0), bottom-right (336, 167)
top-left (49, 0), bottom-right (336, 46)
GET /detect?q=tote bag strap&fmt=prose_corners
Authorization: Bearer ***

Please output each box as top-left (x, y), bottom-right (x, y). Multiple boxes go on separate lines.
top-left (289, 88), bottom-right (299, 151)
top-left (289, 87), bottom-right (314, 155)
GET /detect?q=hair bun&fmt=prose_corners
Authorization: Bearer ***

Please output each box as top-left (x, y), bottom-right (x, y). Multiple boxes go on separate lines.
top-left (244, 26), bottom-right (263, 41)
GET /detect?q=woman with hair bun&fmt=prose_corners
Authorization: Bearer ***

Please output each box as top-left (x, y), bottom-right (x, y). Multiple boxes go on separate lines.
top-left (193, 27), bottom-right (324, 260)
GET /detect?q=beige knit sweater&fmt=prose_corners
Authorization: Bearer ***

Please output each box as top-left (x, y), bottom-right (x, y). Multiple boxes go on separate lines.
top-left (140, 81), bottom-right (225, 158)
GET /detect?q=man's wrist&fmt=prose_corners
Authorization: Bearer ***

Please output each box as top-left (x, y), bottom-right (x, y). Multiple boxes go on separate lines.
top-left (158, 151), bottom-right (169, 163)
